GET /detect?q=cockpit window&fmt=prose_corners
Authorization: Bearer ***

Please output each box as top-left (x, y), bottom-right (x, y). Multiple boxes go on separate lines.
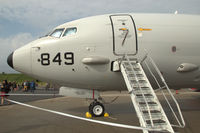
top-left (63, 27), bottom-right (77, 37)
top-left (50, 28), bottom-right (64, 38)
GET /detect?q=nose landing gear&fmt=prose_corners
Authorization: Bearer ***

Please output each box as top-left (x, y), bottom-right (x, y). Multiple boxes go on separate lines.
top-left (85, 89), bottom-right (109, 118)
top-left (89, 100), bottom-right (105, 117)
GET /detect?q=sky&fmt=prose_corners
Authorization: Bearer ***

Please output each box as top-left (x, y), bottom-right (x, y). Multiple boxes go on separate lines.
top-left (0, 0), bottom-right (200, 73)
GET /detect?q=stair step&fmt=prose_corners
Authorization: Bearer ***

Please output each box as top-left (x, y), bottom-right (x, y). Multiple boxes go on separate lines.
top-left (142, 110), bottom-right (161, 114)
top-left (136, 93), bottom-right (152, 96)
top-left (126, 68), bottom-right (141, 72)
top-left (134, 90), bottom-right (152, 95)
top-left (132, 85), bottom-right (149, 89)
top-left (139, 100), bottom-right (157, 105)
top-left (146, 122), bottom-right (168, 128)
top-left (136, 94), bottom-right (153, 98)
top-left (123, 61), bottom-right (138, 66)
top-left (130, 80), bottom-right (147, 84)
top-left (143, 113), bottom-right (164, 120)
top-left (123, 64), bottom-right (138, 68)
top-left (140, 106), bottom-right (160, 112)
top-left (139, 101), bottom-right (157, 105)
top-left (132, 84), bottom-right (149, 88)
top-left (140, 108), bottom-right (160, 113)
top-left (137, 97), bottom-right (155, 103)
top-left (130, 81), bottom-right (147, 85)
top-left (133, 86), bottom-right (150, 89)
top-left (124, 64), bottom-right (140, 68)
top-left (127, 71), bottom-right (143, 75)
top-left (146, 119), bottom-right (166, 124)
top-left (124, 64), bottom-right (141, 70)
top-left (128, 73), bottom-right (144, 77)
top-left (129, 77), bottom-right (146, 81)
top-left (139, 103), bottom-right (159, 108)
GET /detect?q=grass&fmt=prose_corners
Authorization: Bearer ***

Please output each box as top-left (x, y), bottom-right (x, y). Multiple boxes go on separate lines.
top-left (0, 73), bottom-right (58, 88)
top-left (0, 73), bottom-right (37, 84)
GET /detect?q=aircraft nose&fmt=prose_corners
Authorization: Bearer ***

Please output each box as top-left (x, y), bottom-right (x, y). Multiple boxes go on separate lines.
top-left (7, 52), bottom-right (14, 68)
top-left (9, 44), bottom-right (32, 74)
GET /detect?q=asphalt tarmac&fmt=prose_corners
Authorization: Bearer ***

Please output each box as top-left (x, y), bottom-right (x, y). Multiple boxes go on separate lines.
top-left (0, 89), bottom-right (199, 133)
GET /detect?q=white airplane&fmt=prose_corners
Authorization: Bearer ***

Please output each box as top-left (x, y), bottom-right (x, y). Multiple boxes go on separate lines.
top-left (7, 13), bottom-right (200, 132)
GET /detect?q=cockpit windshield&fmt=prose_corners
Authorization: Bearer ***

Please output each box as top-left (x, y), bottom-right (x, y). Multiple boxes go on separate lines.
top-left (63, 27), bottom-right (77, 37)
top-left (50, 28), bottom-right (64, 38)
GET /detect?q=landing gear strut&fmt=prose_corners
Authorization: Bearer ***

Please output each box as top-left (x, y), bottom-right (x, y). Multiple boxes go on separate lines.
top-left (89, 100), bottom-right (105, 117)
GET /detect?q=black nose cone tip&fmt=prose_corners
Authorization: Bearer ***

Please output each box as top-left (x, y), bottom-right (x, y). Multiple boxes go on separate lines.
top-left (7, 52), bottom-right (14, 68)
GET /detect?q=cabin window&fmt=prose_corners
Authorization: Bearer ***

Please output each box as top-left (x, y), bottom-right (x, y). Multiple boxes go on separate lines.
top-left (50, 28), bottom-right (64, 38)
top-left (63, 27), bottom-right (77, 37)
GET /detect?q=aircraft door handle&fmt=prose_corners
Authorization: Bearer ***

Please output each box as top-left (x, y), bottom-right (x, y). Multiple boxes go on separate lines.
top-left (119, 28), bottom-right (129, 46)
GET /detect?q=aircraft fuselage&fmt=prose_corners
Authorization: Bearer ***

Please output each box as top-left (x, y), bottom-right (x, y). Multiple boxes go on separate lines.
top-left (8, 13), bottom-right (200, 91)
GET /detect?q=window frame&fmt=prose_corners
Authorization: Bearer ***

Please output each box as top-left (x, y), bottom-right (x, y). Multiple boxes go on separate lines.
top-left (50, 28), bottom-right (65, 38)
top-left (62, 27), bottom-right (77, 37)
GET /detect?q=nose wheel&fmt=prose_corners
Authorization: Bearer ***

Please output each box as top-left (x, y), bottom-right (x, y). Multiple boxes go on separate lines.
top-left (89, 100), bottom-right (105, 117)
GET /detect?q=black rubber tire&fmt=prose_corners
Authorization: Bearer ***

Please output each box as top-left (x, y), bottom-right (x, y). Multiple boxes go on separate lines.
top-left (89, 101), bottom-right (105, 117)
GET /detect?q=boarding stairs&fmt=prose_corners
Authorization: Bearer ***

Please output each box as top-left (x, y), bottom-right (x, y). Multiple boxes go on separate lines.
top-left (119, 54), bottom-right (185, 133)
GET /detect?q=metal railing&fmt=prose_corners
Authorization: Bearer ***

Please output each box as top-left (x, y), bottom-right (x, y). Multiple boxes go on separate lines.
top-left (140, 51), bottom-right (185, 128)
top-left (122, 54), bottom-right (154, 127)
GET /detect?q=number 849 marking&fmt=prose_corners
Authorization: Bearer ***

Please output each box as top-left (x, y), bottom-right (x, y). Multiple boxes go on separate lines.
top-left (39, 52), bottom-right (74, 66)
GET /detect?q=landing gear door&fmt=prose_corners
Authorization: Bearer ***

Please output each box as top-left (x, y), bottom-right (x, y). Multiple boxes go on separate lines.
top-left (110, 15), bottom-right (137, 55)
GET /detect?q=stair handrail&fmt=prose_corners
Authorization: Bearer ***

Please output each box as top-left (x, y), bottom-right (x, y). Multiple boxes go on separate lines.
top-left (123, 54), bottom-right (154, 127)
top-left (144, 61), bottom-right (183, 128)
top-left (118, 54), bottom-right (126, 66)
top-left (149, 56), bottom-right (185, 128)
top-left (140, 52), bottom-right (185, 128)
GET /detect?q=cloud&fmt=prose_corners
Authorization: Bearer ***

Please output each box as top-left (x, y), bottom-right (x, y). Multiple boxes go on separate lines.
top-left (0, 33), bottom-right (34, 73)
top-left (0, 0), bottom-right (200, 31)
top-left (0, 33), bottom-right (34, 51)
